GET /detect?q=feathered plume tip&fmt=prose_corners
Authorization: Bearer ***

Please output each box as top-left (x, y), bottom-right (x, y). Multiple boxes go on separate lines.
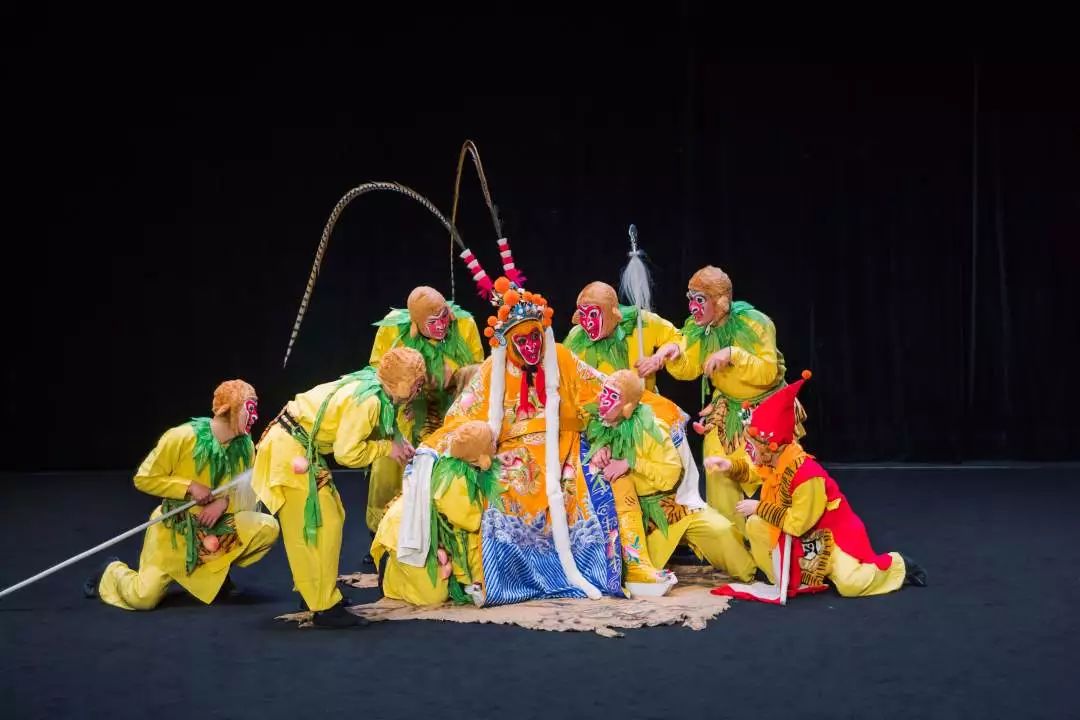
top-left (496, 237), bottom-right (527, 287)
top-left (460, 247), bottom-right (494, 300)
top-left (619, 223), bottom-right (653, 312)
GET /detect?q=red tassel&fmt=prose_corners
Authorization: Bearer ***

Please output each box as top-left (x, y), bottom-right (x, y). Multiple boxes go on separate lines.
top-left (519, 371), bottom-right (535, 416)
top-left (535, 365), bottom-right (547, 406)
top-left (476, 275), bottom-right (494, 300)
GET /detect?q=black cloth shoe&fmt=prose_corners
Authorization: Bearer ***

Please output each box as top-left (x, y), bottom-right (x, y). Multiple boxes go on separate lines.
top-left (312, 602), bottom-right (369, 629)
top-left (215, 575), bottom-right (242, 602)
top-left (83, 556), bottom-right (120, 599)
top-left (900, 554), bottom-right (928, 587)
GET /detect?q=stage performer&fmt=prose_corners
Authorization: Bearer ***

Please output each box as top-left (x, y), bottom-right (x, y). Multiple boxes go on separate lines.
top-left (394, 268), bottom-right (639, 606)
top-left (712, 371), bottom-right (927, 603)
top-left (372, 420), bottom-right (499, 606)
top-left (252, 347), bottom-right (426, 627)
top-left (564, 281), bottom-right (681, 393)
top-left (665, 265), bottom-right (801, 530)
top-left (365, 286), bottom-right (484, 555)
top-left (585, 370), bottom-right (756, 588)
top-left (85, 381), bottom-right (280, 611)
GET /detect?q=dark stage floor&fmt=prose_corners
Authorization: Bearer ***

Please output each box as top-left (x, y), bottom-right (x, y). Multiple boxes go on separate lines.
top-left (2, 465), bottom-right (1077, 719)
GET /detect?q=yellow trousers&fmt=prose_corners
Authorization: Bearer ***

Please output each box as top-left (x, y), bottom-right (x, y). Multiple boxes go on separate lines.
top-left (97, 511), bottom-right (279, 610)
top-left (646, 507), bottom-right (756, 582)
top-left (611, 476), bottom-right (668, 583)
top-left (366, 456), bottom-right (403, 533)
top-left (278, 483), bottom-right (346, 612)
top-left (371, 497), bottom-right (481, 605)
top-left (744, 515), bottom-right (906, 597)
top-left (703, 428), bottom-right (758, 534)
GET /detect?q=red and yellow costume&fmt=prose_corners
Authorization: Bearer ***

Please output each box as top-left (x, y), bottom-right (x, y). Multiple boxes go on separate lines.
top-left (714, 372), bottom-right (922, 603)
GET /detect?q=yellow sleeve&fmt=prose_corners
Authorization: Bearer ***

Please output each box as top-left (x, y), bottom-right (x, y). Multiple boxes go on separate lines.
top-left (630, 428), bottom-right (682, 495)
top-left (458, 316), bottom-right (485, 363)
top-left (332, 395), bottom-right (393, 468)
top-left (726, 314), bottom-right (780, 389)
top-left (434, 473), bottom-right (483, 533)
top-left (133, 426), bottom-right (196, 500)
top-left (369, 324), bottom-right (401, 366)
top-left (423, 357), bottom-right (494, 452)
top-left (757, 476), bottom-right (827, 537)
top-left (664, 331), bottom-right (704, 381)
top-left (642, 311), bottom-right (681, 353)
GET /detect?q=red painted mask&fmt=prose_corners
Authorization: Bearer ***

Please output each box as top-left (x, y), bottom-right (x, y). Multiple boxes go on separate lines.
top-left (242, 397), bottom-right (259, 435)
top-left (577, 304), bottom-right (605, 341)
top-left (687, 290), bottom-right (714, 326)
top-left (424, 306), bottom-right (452, 341)
top-left (510, 326), bottom-right (544, 367)
top-left (598, 384), bottom-right (623, 421)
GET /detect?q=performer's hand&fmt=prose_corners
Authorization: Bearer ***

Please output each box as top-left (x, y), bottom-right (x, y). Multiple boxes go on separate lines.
top-left (735, 499), bottom-right (759, 518)
top-left (591, 446), bottom-right (612, 470)
top-left (704, 456), bottom-right (732, 473)
top-left (634, 354), bottom-right (664, 378)
top-left (197, 497), bottom-right (228, 527)
top-left (187, 481), bottom-right (214, 506)
top-left (635, 343), bottom-right (680, 378)
top-left (603, 458), bottom-right (630, 482)
top-left (704, 347), bottom-right (733, 375)
top-left (389, 440), bottom-right (415, 465)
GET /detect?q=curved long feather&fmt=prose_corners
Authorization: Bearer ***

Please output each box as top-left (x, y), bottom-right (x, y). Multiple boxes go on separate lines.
top-left (283, 181), bottom-right (465, 368)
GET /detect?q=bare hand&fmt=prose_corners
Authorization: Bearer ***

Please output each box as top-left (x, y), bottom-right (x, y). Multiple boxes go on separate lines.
top-left (704, 456), bottom-right (732, 473)
top-left (735, 499), bottom-right (759, 518)
top-left (603, 458), bottom-right (630, 482)
top-left (704, 347), bottom-right (733, 375)
top-left (389, 440), bottom-right (415, 464)
top-left (197, 497), bottom-right (228, 527)
top-left (187, 481), bottom-right (214, 506)
top-left (591, 446), bottom-right (612, 470)
top-left (634, 354), bottom-right (664, 378)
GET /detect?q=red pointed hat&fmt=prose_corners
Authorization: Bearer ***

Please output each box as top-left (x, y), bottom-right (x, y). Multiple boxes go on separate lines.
top-left (745, 370), bottom-right (811, 448)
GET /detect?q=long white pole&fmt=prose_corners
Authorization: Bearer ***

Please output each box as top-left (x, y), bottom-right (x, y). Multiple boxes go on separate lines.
top-left (0, 470), bottom-right (252, 599)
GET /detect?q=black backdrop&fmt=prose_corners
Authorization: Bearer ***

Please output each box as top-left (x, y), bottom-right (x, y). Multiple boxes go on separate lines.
top-left (3, 10), bottom-right (1078, 470)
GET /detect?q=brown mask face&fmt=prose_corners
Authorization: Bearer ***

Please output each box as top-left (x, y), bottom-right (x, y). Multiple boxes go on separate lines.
top-left (377, 347), bottom-right (428, 403)
top-left (447, 420), bottom-right (496, 470)
top-left (688, 266), bottom-right (733, 326)
top-left (212, 380), bottom-right (258, 436)
top-left (407, 286), bottom-right (450, 339)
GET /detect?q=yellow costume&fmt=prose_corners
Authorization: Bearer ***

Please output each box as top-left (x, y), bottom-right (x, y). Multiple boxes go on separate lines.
top-left (372, 468), bottom-right (485, 605)
top-left (586, 370), bottom-right (756, 584)
top-left (564, 281), bottom-right (681, 393)
top-left (366, 288), bottom-right (484, 532)
top-left (666, 266), bottom-right (794, 530)
top-left (96, 382), bottom-right (280, 610)
top-left (252, 349), bottom-right (426, 614)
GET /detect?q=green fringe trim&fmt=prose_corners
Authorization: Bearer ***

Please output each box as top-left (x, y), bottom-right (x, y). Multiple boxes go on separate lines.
top-left (431, 456), bottom-right (505, 512)
top-left (583, 402), bottom-right (665, 467)
top-left (300, 366), bottom-right (398, 546)
top-left (160, 499), bottom-right (235, 575)
top-left (680, 301), bottom-right (765, 404)
top-left (638, 492), bottom-right (672, 538)
top-left (563, 305), bottom-right (639, 371)
top-left (188, 417), bottom-right (253, 489)
top-left (373, 302), bottom-right (476, 389)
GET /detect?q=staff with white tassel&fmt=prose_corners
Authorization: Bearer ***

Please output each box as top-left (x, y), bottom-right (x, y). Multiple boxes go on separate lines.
top-left (621, 223), bottom-right (650, 361)
top-left (0, 470), bottom-right (252, 599)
